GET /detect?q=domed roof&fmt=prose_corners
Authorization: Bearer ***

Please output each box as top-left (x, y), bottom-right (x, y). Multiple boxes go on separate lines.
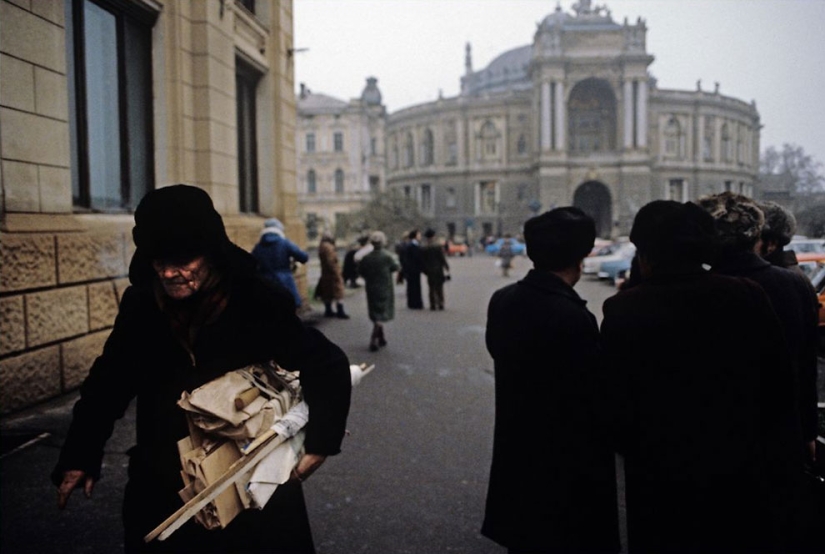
top-left (461, 44), bottom-right (532, 97)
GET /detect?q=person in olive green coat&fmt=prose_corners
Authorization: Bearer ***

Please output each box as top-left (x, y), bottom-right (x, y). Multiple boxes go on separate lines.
top-left (357, 231), bottom-right (399, 351)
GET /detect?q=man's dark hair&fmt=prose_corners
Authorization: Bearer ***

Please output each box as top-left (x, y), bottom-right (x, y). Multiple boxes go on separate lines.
top-left (408, 229), bottom-right (419, 240)
top-left (424, 228), bottom-right (436, 239)
top-left (630, 200), bottom-right (716, 268)
top-left (523, 207), bottom-right (596, 271)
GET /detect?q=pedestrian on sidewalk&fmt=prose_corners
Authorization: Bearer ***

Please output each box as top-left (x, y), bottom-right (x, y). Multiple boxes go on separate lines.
top-left (482, 207), bottom-right (620, 554)
top-left (601, 200), bottom-right (802, 553)
top-left (399, 229), bottom-right (424, 309)
top-left (314, 232), bottom-right (349, 319)
top-left (497, 234), bottom-right (514, 277)
top-left (252, 217), bottom-right (308, 310)
top-left (357, 231), bottom-right (399, 352)
top-left (342, 235), bottom-right (368, 289)
top-left (51, 184), bottom-right (352, 554)
top-left (420, 228), bottom-right (450, 310)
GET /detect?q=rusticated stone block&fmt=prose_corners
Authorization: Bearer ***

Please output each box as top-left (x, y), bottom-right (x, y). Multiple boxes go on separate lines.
top-left (88, 281), bottom-right (119, 331)
top-left (114, 278), bottom-right (131, 303)
top-left (0, 295), bottom-right (26, 355)
top-left (0, 346), bottom-right (61, 414)
top-left (57, 233), bottom-right (127, 284)
top-left (0, 233), bottom-right (57, 292)
top-left (26, 286), bottom-right (88, 347)
top-left (62, 331), bottom-right (109, 390)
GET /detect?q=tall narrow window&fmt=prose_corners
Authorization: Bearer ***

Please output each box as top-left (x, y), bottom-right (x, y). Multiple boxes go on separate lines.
top-left (307, 170), bottom-right (317, 194)
top-left (420, 184), bottom-right (432, 213)
top-left (67, 0), bottom-right (156, 211)
top-left (664, 116), bottom-right (685, 159)
top-left (334, 169), bottom-right (345, 193)
top-left (421, 129), bottom-right (434, 166)
top-left (334, 132), bottom-right (344, 152)
top-left (236, 59), bottom-right (260, 213)
top-left (668, 179), bottom-right (685, 201)
top-left (404, 132), bottom-right (414, 167)
top-left (445, 187), bottom-right (457, 209)
top-left (721, 123), bottom-right (732, 163)
top-left (306, 133), bottom-right (316, 153)
top-left (478, 181), bottom-right (498, 215)
top-left (517, 134), bottom-right (527, 155)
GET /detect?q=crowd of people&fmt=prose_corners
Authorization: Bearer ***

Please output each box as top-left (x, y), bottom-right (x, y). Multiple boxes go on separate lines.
top-left (51, 184), bottom-right (822, 554)
top-left (484, 193), bottom-right (821, 554)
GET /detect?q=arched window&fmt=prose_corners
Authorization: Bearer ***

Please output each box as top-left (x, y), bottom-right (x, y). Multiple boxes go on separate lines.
top-left (334, 169), bottom-right (344, 193)
top-left (421, 128), bottom-right (434, 166)
top-left (390, 136), bottom-right (399, 169)
top-left (568, 78), bottom-right (617, 153)
top-left (307, 169), bottom-right (316, 194)
top-left (664, 116), bottom-right (685, 158)
top-left (404, 132), bottom-right (414, 167)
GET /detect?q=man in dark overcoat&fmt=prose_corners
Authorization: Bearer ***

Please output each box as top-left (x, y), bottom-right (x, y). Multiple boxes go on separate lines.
top-left (601, 200), bottom-right (803, 553)
top-left (400, 229), bottom-right (424, 309)
top-left (482, 207), bottom-right (620, 554)
top-left (52, 185), bottom-right (352, 554)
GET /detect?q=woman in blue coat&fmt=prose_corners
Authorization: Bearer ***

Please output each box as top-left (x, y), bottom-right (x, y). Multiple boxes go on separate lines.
top-left (252, 218), bottom-right (309, 308)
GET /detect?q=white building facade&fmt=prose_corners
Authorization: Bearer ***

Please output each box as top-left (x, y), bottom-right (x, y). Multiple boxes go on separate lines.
top-left (296, 78), bottom-right (386, 241)
top-left (385, 1), bottom-right (760, 239)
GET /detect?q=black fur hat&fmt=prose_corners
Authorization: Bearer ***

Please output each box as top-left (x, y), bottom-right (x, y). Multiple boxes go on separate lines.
top-left (524, 207), bottom-right (596, 271)
top-left (132, 184), bottom-right (230, 263)
top-left (630, 200), bottom-right (716, 267)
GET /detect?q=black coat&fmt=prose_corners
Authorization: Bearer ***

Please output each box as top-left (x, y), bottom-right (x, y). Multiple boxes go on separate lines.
top-left (601, 269), bottom-right (802, 553)
top-left (483, 269), bottom-right (620, 552)
top-left (713, 251), bottom-right (820, 442)
top-left (52, 246), bottom-right (352, 553)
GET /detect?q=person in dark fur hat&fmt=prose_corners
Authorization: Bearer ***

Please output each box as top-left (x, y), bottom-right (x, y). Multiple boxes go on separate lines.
top-left (757, 200), bottom-right (804, 272)
top-left (53, 184), bottom-right (352, 554)
top-left (602, 200), bottom-right (804, 553)
top-left (483, 207), bottom-right (620, 553)
top-left (698, 192), bottom-right (820, 550)
top-left (420, 228), bottom-right (450, 310)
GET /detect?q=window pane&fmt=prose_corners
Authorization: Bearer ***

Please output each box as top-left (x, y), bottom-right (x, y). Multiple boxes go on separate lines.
top-left (84, 1), bottom-right (122, 209)
top-left (124, 18), bottom-right (152, 210)
top-left (237, 63), bottom-right (259, 213)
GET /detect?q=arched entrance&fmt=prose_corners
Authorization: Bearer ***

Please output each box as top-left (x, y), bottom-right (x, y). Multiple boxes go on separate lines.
top-left (573, 181), bottom-right (612, 238)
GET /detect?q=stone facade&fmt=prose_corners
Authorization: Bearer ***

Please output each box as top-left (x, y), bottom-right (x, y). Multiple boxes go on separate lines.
top-left (385, 1), bottom-right (760, 241)
top-left (296, 78), bottom-right (387, 243)
top-left (0, 0), bottom-right (298, 414)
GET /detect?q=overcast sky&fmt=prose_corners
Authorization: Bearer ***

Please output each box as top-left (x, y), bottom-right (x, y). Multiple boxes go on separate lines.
top-left (293, 0), bottom-right (825, 168)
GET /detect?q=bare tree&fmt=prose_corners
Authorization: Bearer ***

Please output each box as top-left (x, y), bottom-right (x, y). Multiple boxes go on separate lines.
top-left (341, 189), bottom-right (433, 244)
top-left (760, 143), bottom-right (825, 194)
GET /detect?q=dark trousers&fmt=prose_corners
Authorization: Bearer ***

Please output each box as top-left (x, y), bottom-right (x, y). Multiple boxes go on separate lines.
top-left (406, 272), bottom-right (423, 309)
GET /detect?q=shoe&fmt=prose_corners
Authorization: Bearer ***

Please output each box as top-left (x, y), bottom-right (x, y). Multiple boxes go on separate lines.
top-left (369, 341), bottom-right (379, 352)
top-left (323, 311), bottom-right (335, 317)
top-left (378, 338), bottom-right (387, 347)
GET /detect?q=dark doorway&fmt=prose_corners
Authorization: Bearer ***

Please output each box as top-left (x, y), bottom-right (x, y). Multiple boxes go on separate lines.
top-left (573, 181), bottom-right (612, 238)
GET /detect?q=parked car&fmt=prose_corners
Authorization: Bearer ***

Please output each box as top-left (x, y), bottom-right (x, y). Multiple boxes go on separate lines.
top-left (598, 256), bottom-right (633, 285)
top-left (445, 236), bottom-right (469, 257)
top-left (485, 237), bottom-right (526, 256)
top-left (583, 242), bottom-right (635, 275)
top-left (787, 238), bottom-right (825, 262)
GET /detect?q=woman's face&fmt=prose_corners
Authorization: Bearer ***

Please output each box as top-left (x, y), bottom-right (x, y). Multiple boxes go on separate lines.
top-left (152, 256), bottom-right (211, 300)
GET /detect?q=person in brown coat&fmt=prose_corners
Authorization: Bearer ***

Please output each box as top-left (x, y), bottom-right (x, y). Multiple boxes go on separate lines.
top-left (314, 232), bottom-right (349, 319)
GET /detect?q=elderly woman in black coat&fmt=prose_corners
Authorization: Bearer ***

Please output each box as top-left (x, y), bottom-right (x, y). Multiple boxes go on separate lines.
top-left (52, 185), bottom-right (352, 554)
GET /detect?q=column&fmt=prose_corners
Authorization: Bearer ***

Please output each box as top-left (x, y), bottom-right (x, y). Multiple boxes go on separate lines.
top-left (541, 81), bottom-right (552, 151)
top-left (697, 114), bottom-right (705, 162)
top-left (554, 81), bottom-right (565, 151)
top-left (637, 79), bottom-right (648, 148)
top-left (623, 80), bottom-right (633, 149)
